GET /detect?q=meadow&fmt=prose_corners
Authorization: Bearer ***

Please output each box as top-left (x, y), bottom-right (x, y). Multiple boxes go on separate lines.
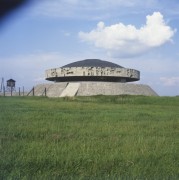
top-left (0, 95), bottom-right (179, 179)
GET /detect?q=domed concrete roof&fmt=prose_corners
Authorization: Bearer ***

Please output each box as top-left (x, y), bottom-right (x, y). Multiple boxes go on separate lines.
top-left (62, 59), bottom-right (123, 68)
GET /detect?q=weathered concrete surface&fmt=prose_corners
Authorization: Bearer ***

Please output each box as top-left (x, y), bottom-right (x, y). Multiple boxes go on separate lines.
top-left (33, 84), bottom-right (51, 96)
top-left (27, 83), bottom-right (67, 97)
top-left (77, 82), bottom-right (158, 96)
top-left (60, 83), bottom-right (80, 97)
top-left (32, 82), bottom-right (158, 97)
top-left (45, 66), bottom-right (140, 82)
top-left (46, 83), bottom-right (67, 97)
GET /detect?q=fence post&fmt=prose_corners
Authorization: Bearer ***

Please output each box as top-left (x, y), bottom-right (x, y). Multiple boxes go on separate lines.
top-left (45, 87), bottom-right (47, 96)
top-left (3, 86), bottom-right (5, 96)
top-left (23, 86), bottom-right (24, 96)
top-left (33, 87), bottom-right (34, 96)
top-left (11, 86), bottom-right (12, 96)
top-left (19, 87), bottom-right (21, 96)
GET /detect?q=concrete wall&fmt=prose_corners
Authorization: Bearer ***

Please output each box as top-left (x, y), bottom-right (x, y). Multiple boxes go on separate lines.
top-left (32, 82), bottom-right (158, 97)
top-left (45, 67), bottom-right (140, 81)
top-left (77, 82), bottom-right (158, 96)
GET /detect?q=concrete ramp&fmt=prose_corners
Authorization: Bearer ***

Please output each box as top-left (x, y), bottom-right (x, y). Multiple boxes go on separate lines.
top-left (47, 83), bottom-right (67, 97)
top-left (60, 83), bottom-right (80, 97)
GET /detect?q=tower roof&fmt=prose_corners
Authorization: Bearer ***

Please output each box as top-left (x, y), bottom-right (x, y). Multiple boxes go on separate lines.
top-left (62, 59), bottom-right (123, 68)
top-left (7, 79), bottom-right (16, 82)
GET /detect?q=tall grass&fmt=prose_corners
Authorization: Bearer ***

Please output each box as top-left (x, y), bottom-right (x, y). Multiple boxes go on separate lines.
top-left (0, 96), bottom-right (179, 179)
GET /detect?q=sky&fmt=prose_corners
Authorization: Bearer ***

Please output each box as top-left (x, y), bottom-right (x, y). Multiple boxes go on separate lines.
top-left (0, 0), bottom-right (179, 96)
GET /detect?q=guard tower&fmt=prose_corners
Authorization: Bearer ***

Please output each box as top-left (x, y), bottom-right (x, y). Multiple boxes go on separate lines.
top-left (6, 79), bottom-right (16, 92)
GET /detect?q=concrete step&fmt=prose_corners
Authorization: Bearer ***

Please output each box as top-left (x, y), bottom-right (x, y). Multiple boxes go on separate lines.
top-left (60, 83), bottom-right (80, 97)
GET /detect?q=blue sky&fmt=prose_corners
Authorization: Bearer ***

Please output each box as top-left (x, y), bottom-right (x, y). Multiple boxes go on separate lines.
top-left (0, 0), bottom-right (179, 96)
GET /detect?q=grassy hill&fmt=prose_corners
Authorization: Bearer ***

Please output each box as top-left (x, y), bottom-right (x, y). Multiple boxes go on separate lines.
top-left (0, 96), bottom-right (179, 179)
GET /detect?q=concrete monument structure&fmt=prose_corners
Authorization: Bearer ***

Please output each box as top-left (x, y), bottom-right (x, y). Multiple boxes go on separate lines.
top-left (31, 59), bottom-right (158, 97)
top-left (45, 59), bottom-right (140, 83)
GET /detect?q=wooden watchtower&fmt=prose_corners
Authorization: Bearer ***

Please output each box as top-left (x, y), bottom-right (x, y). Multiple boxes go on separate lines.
top-left (6, 79), bottom-right (16, 93)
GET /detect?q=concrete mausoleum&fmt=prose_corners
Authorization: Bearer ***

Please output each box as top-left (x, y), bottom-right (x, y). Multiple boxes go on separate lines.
top-left (45, 59), bottom-right (140, 83)
top-left (32, 59), bottom-right (158, 97)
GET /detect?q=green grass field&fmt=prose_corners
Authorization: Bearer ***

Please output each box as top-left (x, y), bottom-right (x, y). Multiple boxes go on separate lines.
top-left (0, 95), bottom-right (179, 179)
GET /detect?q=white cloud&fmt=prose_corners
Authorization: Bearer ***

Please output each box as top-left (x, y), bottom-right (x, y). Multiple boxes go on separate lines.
top-left (139, 12), bottom-right (175, 46)
top-left (160, 77), bottom-right (179, 86)
top-left (79, 12), bottom-right (176, 57)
